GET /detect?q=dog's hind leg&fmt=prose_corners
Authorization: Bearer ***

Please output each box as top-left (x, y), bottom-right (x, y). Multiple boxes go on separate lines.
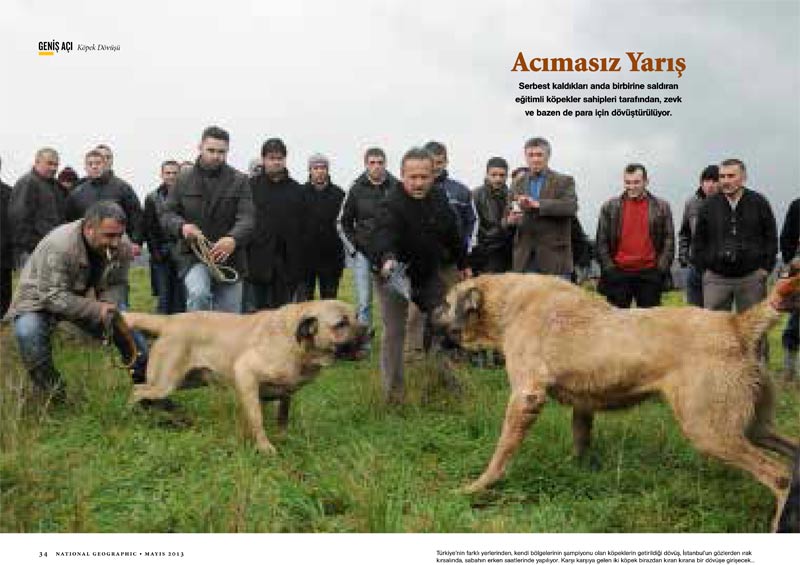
top-left (749, 429), bottom-right (799, 459)
top-left (746, 376), bottom-right (799, 459)
top-left (464, 386), bottom-right (546, 493)
top-left (694, 436), bottom-right (790, 499)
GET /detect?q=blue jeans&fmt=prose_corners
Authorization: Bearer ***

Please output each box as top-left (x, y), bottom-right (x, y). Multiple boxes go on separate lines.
top-left (184, 262), bottom-right (243, 313)
top-left (353, 252), bottom-right (374, 326)
top-left (684, 265), bottom-right (703, 307)
top-left (13, 309), bottom-right (149, 382)
top-left (152, 257), bottom-right (185, 314)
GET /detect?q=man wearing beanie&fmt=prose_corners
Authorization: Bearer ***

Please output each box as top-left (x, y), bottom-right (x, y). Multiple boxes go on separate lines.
top-left (244, 137), bottom-right (307, 311)
top-left (295, 153), bottom-right (345, 301)
top-left (678, 164), bottom-right (719, 306)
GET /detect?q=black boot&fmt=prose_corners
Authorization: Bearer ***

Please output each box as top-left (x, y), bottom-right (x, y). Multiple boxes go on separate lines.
top-left (28, 364), bottom-right (66, 404)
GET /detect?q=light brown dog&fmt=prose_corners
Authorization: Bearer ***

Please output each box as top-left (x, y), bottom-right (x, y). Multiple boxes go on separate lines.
top-left (433, 270), bottom-right (800, 513)
top-left (123, 300), bottom-right (367, 454)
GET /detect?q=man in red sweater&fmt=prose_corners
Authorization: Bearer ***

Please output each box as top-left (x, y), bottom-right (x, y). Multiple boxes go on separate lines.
top-left (596, 163), bottom-right (675, 308)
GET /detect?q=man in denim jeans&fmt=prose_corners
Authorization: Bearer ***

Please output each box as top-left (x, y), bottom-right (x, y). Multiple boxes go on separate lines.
top-left (162, 126), bottom-right (254, 313)
top-left (337, 147), bottom-right (399, 345)
top-left (142, 160), bottom-right (184, 314)
top-left (6, 202), bottom-right (148, 402)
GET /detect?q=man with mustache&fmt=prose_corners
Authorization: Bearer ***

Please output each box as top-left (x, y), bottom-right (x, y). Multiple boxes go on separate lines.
top-left (5, 201), bottom-right (148, 403)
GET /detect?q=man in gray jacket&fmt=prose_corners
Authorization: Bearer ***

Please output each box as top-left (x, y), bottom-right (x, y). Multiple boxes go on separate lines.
top-left (7, 201), bottom-right (148, 401)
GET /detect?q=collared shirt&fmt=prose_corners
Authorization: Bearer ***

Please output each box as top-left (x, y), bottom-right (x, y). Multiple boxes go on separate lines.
top-left (527, 171), bottom-right (546, 199)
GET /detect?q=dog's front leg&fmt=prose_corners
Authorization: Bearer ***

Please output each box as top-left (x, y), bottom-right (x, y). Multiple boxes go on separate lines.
top-left (464, 388), bottom-right (545, 493)
top-left (276, 396), bottom-right (291, 433)
top-left (234, 372), bottom-right (276, 455)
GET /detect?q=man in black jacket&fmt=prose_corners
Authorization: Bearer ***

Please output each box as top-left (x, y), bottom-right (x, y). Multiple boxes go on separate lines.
top-left (0, 157), bottom-right (12, 318)
top-left (470, 157), bottom-right (513, 274)
top-left (370, 147), bottom-right (470, 403)
top-left (66, 148), bottom-right (144, 255)
top-left (337, 147), bottom-right (399, 330)
top-left (162, 126), bottom-right (254, 313)
top-left (678, 165), bottom-right (719, 306)
top-left (693, 158), bottom-right (777, 315)
top-left (142, 160), bottom-right (184, 314)
top-left (296, 153), bottom-right (345, 301)
top-left (244, 138), bottom-right (307, 311)
top-left (780, 197), bottom-right (799, 379)
top-left (8, 147), bottom-right (65, 268)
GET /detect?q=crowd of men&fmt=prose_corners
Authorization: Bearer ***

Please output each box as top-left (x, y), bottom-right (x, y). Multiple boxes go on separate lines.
top-left (0, 128), bottom-right (798, 406)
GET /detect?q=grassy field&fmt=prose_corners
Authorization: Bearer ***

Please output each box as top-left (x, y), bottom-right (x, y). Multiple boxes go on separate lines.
top-left (1, 269), bottom-right (797, 533)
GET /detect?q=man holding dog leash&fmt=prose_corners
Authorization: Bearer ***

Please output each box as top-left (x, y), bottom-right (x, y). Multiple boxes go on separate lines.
top-left (369, 147), bottom-right (471, 404)
top-left (162, 126), bottom-right (254, 313)
top-left (5, 201), bottom-right (148, 403)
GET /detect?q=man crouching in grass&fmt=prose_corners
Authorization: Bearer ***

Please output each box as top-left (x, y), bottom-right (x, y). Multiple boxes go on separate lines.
top-left (4, 201), bottom-right (148, 403)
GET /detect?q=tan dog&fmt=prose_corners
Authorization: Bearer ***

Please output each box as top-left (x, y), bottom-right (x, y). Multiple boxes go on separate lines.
top-left (123, 300), bottom-right (367, 454)
top-left (433, 270), bottom-right (800, 514)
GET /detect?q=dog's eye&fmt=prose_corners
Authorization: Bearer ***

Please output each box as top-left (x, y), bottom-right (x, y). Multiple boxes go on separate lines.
top-left (333, 319), bottom-right (349, 330)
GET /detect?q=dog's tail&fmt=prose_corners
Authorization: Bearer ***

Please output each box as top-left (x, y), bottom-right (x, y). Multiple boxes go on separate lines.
top-left (735, 259), bottom-right (800, 351)
top-left (122, 312), bottom-right (169, 336)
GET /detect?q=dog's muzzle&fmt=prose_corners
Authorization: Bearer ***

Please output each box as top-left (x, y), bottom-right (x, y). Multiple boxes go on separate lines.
top-left (334, 323), bottom-right (373, 360)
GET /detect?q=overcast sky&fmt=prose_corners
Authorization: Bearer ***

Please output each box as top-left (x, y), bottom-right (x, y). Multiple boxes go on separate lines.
top-left (1, 0), bottom-right (798, 230)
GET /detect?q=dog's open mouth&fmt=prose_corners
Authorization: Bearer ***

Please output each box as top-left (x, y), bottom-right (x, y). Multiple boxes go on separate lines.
top-left (334, 326), bottom-right (373, 360)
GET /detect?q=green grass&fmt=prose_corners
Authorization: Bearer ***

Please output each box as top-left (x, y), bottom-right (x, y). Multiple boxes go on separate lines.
top-left (1, 269), bottom-right (797, 532)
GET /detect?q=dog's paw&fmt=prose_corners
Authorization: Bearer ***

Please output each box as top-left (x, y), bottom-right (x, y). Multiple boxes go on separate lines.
top-left (256, 440), bottom-right (277, 455)
top-left (460, 480), bottom-right (487, 495)
top-left (574, 452), bottom-right (602, 472)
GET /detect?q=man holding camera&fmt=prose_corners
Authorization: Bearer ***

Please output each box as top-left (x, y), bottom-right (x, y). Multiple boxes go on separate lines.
top-left (693, 158), bottom-right (777, 314)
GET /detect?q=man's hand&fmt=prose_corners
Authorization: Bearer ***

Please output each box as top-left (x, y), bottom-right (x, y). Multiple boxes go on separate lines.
top-left (381, 258), bottom-right (398, 278)
top-left (507, 210), bottom-right (524, 225)
top-left (519, 195), bottom-right (540, 210)
top-left (97, 301), bottom-right (118, 323)
top-left (459, 267), bottom-right (473, 281)
top-left (210, 236), bottom-right (236, 264)
top-left (181, 223), bottom-right (202, 240)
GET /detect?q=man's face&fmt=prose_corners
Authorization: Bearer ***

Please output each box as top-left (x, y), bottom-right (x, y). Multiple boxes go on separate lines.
top-left (365, 155), bottom-right (386, 183)
top-left (719, 164), bottom-right (745, 196)
top-left (262, 152), bottom-right (286, 175)
top-left (700, 178), bottom-right (719, 197)
top-left (85, 156), bottom-right (106, 179)
top-left (34, 153), bottom-right (59, 178)
top-left (431, 153), bottom-right (447, 178)
top-left (524, 146), bottom-right (549, 174)
top-left (161, 164), bottom-right (180, 188)
top-left (486, 167), bottom-right (508, 190)
top-left (97, 148), bottom-right (114, 171)
top-left (198, 137), bottom-right (229, 169)
top-left (309, 164), bottom-right (328, 186)
top-left (401, 158), bottom-right (434, 200)
top-left (83, 218), bottom-right (125, 256)
top-left (623, 170), bottom-right (647, 198)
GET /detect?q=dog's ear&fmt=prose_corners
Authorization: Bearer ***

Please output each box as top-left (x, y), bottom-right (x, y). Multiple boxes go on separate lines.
top-left (296, 316), bottom-right (319, 343)
top-left (462, 286), bottom-right (483, 314)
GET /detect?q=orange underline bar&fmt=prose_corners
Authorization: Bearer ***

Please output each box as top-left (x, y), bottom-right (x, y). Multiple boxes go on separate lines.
top-left (39, 51), bottom-right (55, 56)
